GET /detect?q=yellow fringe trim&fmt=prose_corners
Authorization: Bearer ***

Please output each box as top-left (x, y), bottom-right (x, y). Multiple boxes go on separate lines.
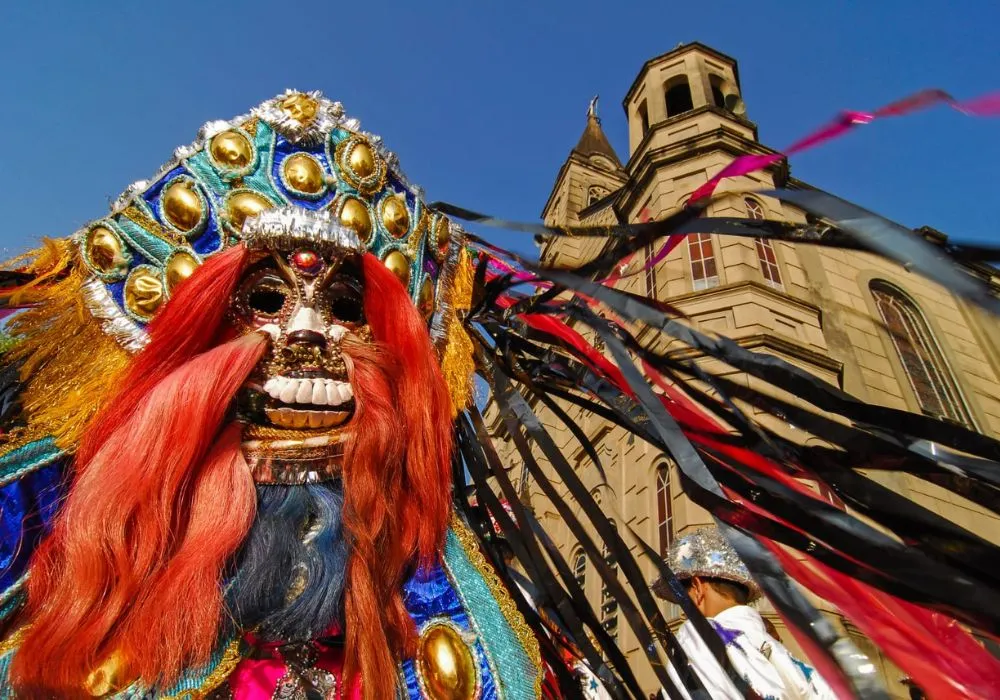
top-left (440, 248), bottom-right (476, 418)
top-left (3, 259), bottom-right (131, 454)
top-left (2, 238), bottom-right (76, 307)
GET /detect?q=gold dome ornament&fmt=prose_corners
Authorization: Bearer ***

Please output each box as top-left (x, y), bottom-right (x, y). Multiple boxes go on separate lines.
top-left (83, 224), bottom-right (130, 280)
top-left (338, 197), bottom-right (372, 241)
top-left (348, 141), bottom-right (376, 178)
top-left (335, 136), bottom-right (386, 196)
top-left (161, 178), bottom-right (206, 234)
top-left (124, 265), bottom-right (165, 321)
top-left (381, 194), bottom-right (410, 238)
top-left (279, 92), bottom-right (319, 125)
top-left (164, 250), bottom-right (200, 295)
top-left (417, 623), bottom-right (479, 700)
top-left (226, 190), bottom-right (275, 232)
top-left (281, 153), bottom-right (326, 196)
top-left (383, 250), bottom-right (411, 289)
top-left (209, 130), bottom-right (254, 171)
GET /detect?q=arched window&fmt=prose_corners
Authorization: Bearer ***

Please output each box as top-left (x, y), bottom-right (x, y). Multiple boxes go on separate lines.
top-left (755, 239), bottom-right (782, 289)
top-left (688, 233), bottom-right (719, 291)
top-left (709, 75), bottom-right (727, 109)
top-left (870, 281), bottom-right (973, 425)
top-left (665, 77), bottom-right (694, 117)
top-left (644, 242), bottom-right (658, 300)
top-left (656, 464), bottom-right (673, 556)
top-left (572, 548), bottom-right (587, 593)
top-left (744, 197), bottom-right (765, 220)
top-left (637, 100), bottom-right (650, 136)
top-left (600, 523), bottom-right (619, 642)
top-left (588, 185), bottom-right (609, 207)
top-left (745, 198), bottom-right (782, 289)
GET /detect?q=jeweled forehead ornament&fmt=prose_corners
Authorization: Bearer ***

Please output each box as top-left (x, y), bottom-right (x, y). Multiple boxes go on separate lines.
top-left (241, 207), bottom-right (365, 257)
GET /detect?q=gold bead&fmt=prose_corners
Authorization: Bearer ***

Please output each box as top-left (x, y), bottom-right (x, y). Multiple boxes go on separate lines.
top-left (383, 250), bottom-right (411, 289)
top-left (382, 195), bottom-right (410, 238)
top-left (162, 180), bottom-right (204, 232)
top-left (165, 251), bottom-right (200, 294)
top-left (339, 197), bottom-right (372, 241)
top-left (124, 267), bottom-right (165, 320)
top-left (348, 142), bottom-right (376, 179)
top-left (85, 226), bottom-right (127, 275)
top-left (279, 93), bottom-right (319, 124)
top-left (283, 153), bottom-right (325, 194)
top-left (227, 191), bottom-right (274, 232)
top-left (417, 624), bottom-right (477, 700)
top-left (209, 130), bottom-right (253, 169)
top-left (419, 276), bottom-right (435, 319)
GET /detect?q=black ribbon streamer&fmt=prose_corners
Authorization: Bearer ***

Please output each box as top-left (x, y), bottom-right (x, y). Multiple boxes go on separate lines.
top-left (435, 190), bottom-right (1000, 698)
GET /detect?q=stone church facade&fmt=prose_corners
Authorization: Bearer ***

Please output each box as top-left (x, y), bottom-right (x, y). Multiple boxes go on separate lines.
top-left (486, 42), bottom-right (1000, 697)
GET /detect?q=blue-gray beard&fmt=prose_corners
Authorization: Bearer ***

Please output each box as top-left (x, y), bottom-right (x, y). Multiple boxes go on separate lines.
top-left (225, 481), bottom-right (349, 642)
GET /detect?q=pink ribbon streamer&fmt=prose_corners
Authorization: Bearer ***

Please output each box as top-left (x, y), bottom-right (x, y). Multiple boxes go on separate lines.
top-left (689, 88), bottom-right (1000, 203)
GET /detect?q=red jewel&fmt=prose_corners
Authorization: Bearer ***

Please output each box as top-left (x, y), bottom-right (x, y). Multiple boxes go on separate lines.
top-left (291, 249), bottom-right (322, 274)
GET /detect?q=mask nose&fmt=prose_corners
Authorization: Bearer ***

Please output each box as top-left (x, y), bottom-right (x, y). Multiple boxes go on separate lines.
top-left (285, 306), bottom-right (327, 349)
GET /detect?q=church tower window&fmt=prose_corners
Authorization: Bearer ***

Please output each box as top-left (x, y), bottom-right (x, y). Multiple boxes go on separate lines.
top-left (755, 239), bottom-right (783, 289)
top-left (665, 77), bottom-right (694, 117)
top-left (656, 464), bottom-right (673, 556)
top-left (638, 100), bottom-right (650, 136)
top-left (587, 185), bottom-right (609, 207)
top-left (709, 74), bottom-right (727, 109)
top-left (745, 198), bottom-right (782, 289)
top-left (870, 281), bottom-right (973, 425)
top-left (688, 233), bottom-right (719, 291)
top-left (744, 197), bottom-right (765, 220)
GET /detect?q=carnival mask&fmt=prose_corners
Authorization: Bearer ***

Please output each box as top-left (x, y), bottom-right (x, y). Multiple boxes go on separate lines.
top-left (235, 248), bottom-right (367, 430)
top-left (234, 207), bottom-right (371, 482)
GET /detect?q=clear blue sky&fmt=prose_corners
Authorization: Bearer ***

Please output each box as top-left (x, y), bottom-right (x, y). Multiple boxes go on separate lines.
top-left (1, 1), bottom-right (997, 259)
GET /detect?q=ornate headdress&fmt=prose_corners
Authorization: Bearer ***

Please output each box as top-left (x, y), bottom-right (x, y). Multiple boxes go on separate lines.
top-left (76, 89), bottom-right (470, 357)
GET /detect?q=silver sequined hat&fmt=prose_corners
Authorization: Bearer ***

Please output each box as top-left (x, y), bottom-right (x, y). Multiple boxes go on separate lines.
top-left (651, 526), bottom-right (762, 602)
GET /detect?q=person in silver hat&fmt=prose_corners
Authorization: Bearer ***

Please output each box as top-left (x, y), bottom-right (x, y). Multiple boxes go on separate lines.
top-left (653, 526), bottom-right (835, 700)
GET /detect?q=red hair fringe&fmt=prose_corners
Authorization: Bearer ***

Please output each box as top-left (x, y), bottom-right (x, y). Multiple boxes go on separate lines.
top-left (13, 245), bottom-right (263, 694)
top-left (339, 254), bottom-right (453, 697)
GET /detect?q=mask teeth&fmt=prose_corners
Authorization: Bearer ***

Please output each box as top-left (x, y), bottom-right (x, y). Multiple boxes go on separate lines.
top-left (263, 377), bottom-right (353, 408)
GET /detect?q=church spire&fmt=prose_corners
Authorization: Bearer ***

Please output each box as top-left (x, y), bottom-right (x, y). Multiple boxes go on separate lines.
top-left (572, 95), bottom-right (623, 169)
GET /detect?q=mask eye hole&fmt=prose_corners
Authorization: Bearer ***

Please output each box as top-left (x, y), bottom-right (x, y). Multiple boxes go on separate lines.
top-left (248, 287), bottom-right (287, 315)
top-left (239, 271), bottom-right (292, 319)
top-left (326, 281), bottom-right (364, 324)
